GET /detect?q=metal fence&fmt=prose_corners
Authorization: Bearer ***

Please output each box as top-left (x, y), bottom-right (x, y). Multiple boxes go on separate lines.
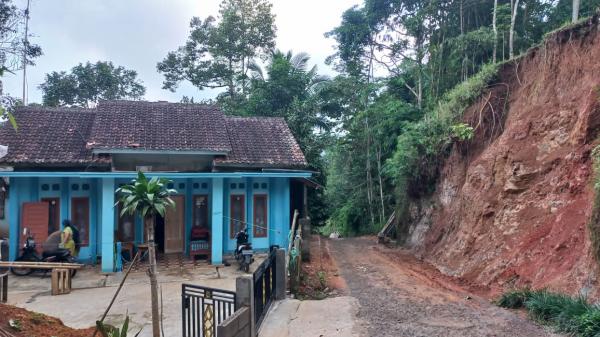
top-left (253, 250), bottom-right (277, 329)
top-left (182, 284), bottom-right (237, 337)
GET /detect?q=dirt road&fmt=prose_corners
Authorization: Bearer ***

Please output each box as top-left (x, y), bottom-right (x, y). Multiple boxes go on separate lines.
top-left (326, 236), bottom-right (560, 337)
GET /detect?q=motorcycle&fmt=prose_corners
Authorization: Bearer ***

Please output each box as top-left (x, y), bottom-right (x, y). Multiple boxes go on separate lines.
top-left (11, 228), bottom-right (78, 277)
top-left (234, 228), bottom-right (254, 273)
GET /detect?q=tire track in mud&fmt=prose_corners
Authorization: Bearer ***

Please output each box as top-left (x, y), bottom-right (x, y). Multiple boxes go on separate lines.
top-left (328, 236), bottom-right (561, 337)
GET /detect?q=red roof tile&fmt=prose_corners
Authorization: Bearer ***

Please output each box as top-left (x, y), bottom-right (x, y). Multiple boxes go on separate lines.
top-left (0, 101), bottom-right (307, 170)
top-left (0, 106), bottom-right (109, 166)
top-left (89, 100), bottom-right (231, 153)
top-left (215, 116), bottom-right (307, 168)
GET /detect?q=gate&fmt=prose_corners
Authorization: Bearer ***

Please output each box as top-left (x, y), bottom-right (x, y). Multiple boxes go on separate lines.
top-left (182, 284), bottom-right (237, 337)
top-left (253, 250), bottom-right (277, 329)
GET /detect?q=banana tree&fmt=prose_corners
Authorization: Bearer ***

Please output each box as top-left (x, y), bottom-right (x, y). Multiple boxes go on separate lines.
top-left (116, 171), bottom-right (176, 337)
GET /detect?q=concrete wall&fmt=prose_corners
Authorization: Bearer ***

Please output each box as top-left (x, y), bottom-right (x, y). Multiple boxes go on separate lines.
top-left (217, 307), bottom-right (251, 337)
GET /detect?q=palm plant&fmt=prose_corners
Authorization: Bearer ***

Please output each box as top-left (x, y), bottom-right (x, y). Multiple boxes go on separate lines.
top-left (116, 171), bottom-right (176, 337)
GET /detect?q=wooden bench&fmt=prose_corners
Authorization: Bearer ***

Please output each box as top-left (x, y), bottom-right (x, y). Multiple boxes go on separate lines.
top-left (0, 261), bottom-right (83, 296)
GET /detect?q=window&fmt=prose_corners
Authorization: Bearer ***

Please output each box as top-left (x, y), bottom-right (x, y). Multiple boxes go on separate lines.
top-left (230, 195), bottom-right (245, 238)
top-left (193, 195), bottom-right (209, 229)
top-left (117, 203), bottom-right (135, 243)
top-left (253, 194), bottom-right (268, 238)
top-left (42, 198), bottom-right (60, 235)
top-left (71, 197), bottom-right (90, 246)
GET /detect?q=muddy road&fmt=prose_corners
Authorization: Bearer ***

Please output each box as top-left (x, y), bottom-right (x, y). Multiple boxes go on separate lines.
top-left (325, 236), bottom-right (560, 337)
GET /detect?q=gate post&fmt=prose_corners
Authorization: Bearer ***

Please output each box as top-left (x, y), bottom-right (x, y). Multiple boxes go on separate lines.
top-left (274, 248), bottom-right (286, 300)
top-left (236, 276), bottom-right (255, 337)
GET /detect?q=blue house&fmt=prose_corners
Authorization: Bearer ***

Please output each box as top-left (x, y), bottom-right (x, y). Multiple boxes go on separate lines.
top-left (0, 101), bottom-right (311, 272)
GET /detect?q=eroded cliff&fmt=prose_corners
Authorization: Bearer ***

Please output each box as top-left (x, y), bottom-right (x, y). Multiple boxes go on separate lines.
top-left (404, 15), bottom-right (600, 298)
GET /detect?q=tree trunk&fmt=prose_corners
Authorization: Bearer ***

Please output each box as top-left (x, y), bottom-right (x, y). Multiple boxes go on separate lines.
top-left (572, 0), bottom-right (580, 22)
top-left (376, 146), bottom-right (385, 224)
top-left (493, 0), bottom-right (498, 63)
top-left (509, 0), bottom-right (520, 59)
top-left (146, 215), bottom-right (161, 337)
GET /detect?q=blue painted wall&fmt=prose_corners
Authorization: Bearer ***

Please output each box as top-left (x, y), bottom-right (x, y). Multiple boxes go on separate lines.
top-left (7, 175), bottom-right (294, 267)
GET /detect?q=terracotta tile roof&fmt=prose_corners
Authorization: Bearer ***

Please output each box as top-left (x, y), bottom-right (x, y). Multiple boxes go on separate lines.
top-left (0, 101), bottom-right (307, 170)
top-left (215, 116), bottom-right (307, 168)
top-left (0, 106), bottom-right (109, 166)
top-left (89, 100), bottom-right (231, 153)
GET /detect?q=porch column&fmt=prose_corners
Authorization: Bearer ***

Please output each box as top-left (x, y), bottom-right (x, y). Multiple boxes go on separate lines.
top-left (211, 178), bottom-right (224, 265)
top-left (8, 178), bottom-right (21, 261)
top-left (100, 178), bottom-right (115, 272)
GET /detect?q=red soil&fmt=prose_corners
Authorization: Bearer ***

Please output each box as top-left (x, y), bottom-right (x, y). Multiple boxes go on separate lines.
top-left (0, 304), bottom-right (94, 337)
top-left (405, 15), bottom-right (600, 299)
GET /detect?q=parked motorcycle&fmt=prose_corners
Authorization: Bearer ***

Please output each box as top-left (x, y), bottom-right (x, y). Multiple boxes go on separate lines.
top-left (11, 228), bottom-right (78, 277)
top-left (234, 228), bottom-right (254, 273)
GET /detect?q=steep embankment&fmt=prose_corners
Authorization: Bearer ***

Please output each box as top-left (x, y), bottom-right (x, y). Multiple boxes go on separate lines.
top-left (405, 15), bottom-right (600, 298)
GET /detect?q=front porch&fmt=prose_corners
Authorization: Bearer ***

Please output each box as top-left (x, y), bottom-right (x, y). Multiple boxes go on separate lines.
top-left (4, 171), bottom-right (309, 272)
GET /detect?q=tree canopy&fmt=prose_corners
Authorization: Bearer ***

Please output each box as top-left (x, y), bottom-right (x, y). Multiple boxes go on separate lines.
top-left (157, 0), bottom-right (276, 105)
top-left (39, 61), bottom-right (146, 107)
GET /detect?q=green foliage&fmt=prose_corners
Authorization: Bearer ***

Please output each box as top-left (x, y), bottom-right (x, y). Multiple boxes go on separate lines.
top-left (39, 61), bottom-right (146, 107)
top-left (116, 171), bottom-right (177, 220)
top-left (450, 123), bottom-right (474, 141)
top-left (96, 315), bottom-right (141, 337)
top-left (389, 63), bottom-right (498, 197)
top-left (497, 289), bottom-right (600, 337)
top-left (157, 0), bottom-right (276, 102)
top-left (496, 288), bottom-right (533, 309)
top-left (0, 0), bottom-right (42, 75)
top-left (588, 145), bottom-right (600, 264)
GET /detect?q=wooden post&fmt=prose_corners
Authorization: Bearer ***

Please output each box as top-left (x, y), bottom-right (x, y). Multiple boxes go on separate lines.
top-left (51, 269), bottom-right (71, 295)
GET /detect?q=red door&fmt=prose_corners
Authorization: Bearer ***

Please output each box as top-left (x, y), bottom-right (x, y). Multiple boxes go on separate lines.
top-left (21, 202), bottom-right (50, 253)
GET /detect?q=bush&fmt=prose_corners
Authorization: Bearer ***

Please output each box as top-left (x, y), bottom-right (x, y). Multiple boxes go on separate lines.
top-left (496, 288), bottom-right (533, 309)
top-left (497, 289), bottom-right (600, 337)
top-left (388, 63), bottom-right (500, 233)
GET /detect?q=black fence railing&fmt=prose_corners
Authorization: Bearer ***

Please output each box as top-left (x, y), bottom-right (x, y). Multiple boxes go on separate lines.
top-left (182, 284), bottom-right (237, 337)
top-left (253, 249), bottom-right (277, 329)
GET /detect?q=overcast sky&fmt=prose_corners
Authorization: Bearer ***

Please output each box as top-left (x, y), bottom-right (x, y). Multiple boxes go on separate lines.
top-left (2, 0), bottom-right (361, 104)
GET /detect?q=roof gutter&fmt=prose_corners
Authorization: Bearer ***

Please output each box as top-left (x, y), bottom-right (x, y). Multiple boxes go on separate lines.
top-left (91, 149), bottom-right (229, 155)
top-left (0, 171), bottom-right (312, 179)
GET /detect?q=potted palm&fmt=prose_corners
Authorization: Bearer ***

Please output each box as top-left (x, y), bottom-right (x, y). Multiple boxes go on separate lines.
top-left (116, 171), bottom-right (176, 337)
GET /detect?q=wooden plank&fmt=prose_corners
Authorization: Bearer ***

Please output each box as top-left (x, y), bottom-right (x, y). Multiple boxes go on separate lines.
top-left (0, 261), bottom-right (83, 269)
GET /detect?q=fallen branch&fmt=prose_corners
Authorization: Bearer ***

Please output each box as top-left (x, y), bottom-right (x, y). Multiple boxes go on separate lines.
top-left (92, 250), bottom-right (141, 337)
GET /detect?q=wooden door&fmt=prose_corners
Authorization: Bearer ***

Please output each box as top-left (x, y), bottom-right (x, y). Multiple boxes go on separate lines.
top-left (21, 202), bottom-right (50, 253)
top-left (71, 197), bottom-right (90, 247)
top-left (41, 198), bottom-right (60, 235)
top-left (230, 195), bottom-right (245, 238)
top-left (165, 195), bottom-right (185, 253)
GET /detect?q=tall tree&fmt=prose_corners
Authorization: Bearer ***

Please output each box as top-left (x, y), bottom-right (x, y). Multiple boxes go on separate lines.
top-left (116, 172), bottom-right (176, 337)
top-left (572, 0), bottom-right (581, 22)
top-left (39, 61), bottom-right (145, 107)
top-left (509, 0), bottom-right (520, 58)
top-left (157, 0), bottom-right (276, 105)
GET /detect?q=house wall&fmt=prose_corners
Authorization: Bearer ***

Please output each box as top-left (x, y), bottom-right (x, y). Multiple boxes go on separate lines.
top-left (6, 174), bottom-right (295, 270)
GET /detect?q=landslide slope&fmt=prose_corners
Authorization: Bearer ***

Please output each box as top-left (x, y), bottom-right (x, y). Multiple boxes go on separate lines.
top-left (404, 15), bottom-right (600, 298)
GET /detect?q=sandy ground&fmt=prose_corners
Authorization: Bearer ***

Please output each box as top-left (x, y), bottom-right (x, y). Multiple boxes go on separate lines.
top-left (261, 236), bottom-right (562, 337)
top-left (5, 256), bottom-right (264, 337)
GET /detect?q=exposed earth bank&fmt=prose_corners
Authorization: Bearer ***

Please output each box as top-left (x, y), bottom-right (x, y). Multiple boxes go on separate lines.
top-left (402, 14), bottom-right (600, 298)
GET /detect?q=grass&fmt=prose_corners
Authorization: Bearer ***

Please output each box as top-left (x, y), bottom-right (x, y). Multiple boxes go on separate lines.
top-left (497, 289), bottom-right (600, 337)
